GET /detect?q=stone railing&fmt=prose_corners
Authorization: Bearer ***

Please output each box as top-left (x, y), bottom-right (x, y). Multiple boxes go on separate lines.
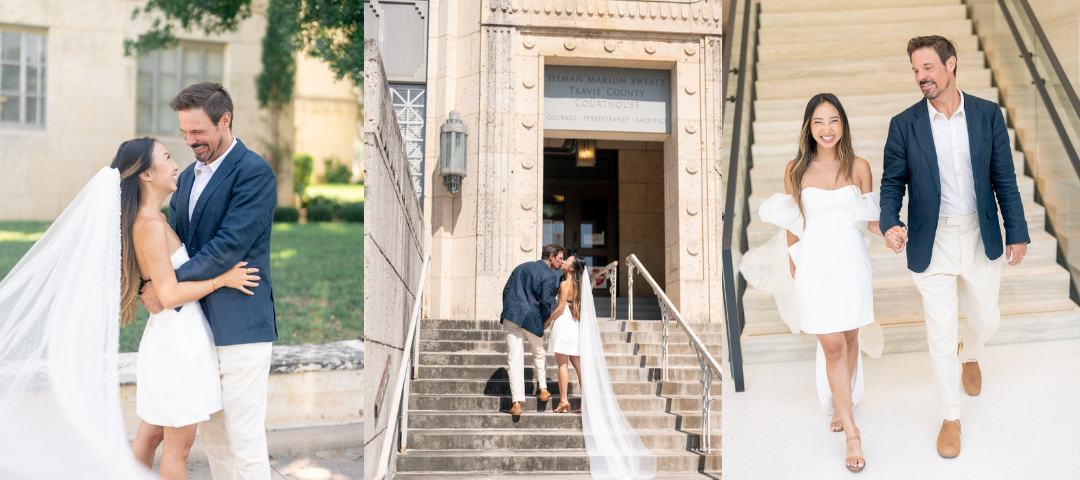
top-left (363, 38), bottom-right (427, 480)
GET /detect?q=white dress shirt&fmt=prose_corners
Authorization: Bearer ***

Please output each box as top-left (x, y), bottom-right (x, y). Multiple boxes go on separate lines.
top-left (189, 137), bottom-right (238, 221)
top-left (928, 90), bottom-right (977, 217)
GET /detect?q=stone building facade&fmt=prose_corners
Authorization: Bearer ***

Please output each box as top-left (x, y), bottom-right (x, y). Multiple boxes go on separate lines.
top-left (0, 0), bottom-right (357, 219)
top-left (368, 0), bottom-right (722, 323)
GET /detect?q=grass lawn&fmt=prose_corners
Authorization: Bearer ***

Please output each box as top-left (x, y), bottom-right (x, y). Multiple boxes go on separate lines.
top-left (0, 221), bottom-right (363, 352)
top-left (305, 183), bottom-right (364, 203)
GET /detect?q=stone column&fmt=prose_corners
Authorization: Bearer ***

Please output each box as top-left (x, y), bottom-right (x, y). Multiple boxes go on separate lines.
top-left (473, 10), bottom-right (521, 320)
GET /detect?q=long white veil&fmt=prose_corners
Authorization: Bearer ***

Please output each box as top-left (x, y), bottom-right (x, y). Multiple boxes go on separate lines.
top-left (578, 275), bottom-right (657, 479)
top-left (0, 167), bottom-right (150, 479)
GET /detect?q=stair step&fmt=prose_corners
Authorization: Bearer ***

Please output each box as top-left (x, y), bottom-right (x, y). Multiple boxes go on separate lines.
top-left (405, 428), bottom-right (722, 451)
top-left (406, 410), bottom-right (711, 431)
top-left (758, 36), bottom-right (979, 63)
top-left (420, 328), bottom-right (724, 345)
top-left (420, 352), bottom-right (708, 368)
top-left (743, 263), bottom-right (1071, 324)
top-left (408, 393), bottom-right (720, 414)
top-left (753, 89), bottom-right (999, 121)
top-left (741, 300), bottom-right (1080, 363)
top-left (760, 5), bottom-right (966, 28)
top-left (756, 69), bottom-right (991, 101)
top-left (393, 472), bottom-right (721, 479)
top-left (408, 378), bottom-right (705, 396)
top-left (394, 449), bottom-right (721, 474)
top-left (420, 339), bottom-right (720, 356)
top-left (414, 365), bottom-right (712, 383)
top-left (761, 0), bottom-right (961, 14)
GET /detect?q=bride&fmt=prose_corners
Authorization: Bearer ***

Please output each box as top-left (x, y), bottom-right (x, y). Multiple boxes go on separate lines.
top-left (0, 138), bottom-right (257, 479)
top-left (547, 252), bottom-right (656, 479)
top-left (754, 93), bottom-right (883, 472)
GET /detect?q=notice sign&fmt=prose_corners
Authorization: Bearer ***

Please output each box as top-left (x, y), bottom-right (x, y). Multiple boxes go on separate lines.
top-left (544, 65), bottom-right (671, 134)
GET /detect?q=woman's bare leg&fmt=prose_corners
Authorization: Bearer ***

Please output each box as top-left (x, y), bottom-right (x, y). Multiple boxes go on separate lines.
top-left (569, 355), bottom-right (583, 412)
top-left (130, 420), bottom-right (164, 469)
top-left (159, 424), bottom-right (198, 480)
top-left (555, 353), bottom-right (571, 411)
top-left (818, 331), bottom-right (863, 469)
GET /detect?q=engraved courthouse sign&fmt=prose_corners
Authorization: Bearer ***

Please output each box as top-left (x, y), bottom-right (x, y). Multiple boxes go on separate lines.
top-left (544, 65), bottom-right (671, 134)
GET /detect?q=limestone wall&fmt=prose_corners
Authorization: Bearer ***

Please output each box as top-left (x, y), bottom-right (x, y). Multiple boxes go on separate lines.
top-left (1026, 0), bottom-right (1080, 95)
top-left (420, 0), bottom-right (722, 322)
top-left (362, 39), bottom-right (426, 480)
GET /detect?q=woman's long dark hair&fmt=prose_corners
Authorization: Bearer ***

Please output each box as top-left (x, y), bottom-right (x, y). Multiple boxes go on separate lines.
top-left (569, 256), bottom-right (588, 321)
top-left (787, 93), bottom-right (856, 224)
top-left (110, 137), bottom-right (158, 326)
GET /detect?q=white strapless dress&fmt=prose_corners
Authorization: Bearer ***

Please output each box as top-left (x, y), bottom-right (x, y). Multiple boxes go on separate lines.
top-left (549, 301), bottom-right (579, 356)
top-left (752, 186), bottom-right (885, 415)
top-left (135, 247), bottom-right (223, 427)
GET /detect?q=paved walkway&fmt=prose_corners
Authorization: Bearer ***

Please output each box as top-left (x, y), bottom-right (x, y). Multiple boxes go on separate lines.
top-left (182, 448), bottom-right (363, 480)
top-left (723, 338), bottom-right (1080, 479)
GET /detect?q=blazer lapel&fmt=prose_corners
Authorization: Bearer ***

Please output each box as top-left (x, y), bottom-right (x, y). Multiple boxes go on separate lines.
top-left (174, 166), bottom-right (195, 242)
top-left (964, 92), bottom-right (984, 172)
top-left (911, 101), bottom-right (942, 194)
top-left (189, 139), bottom-right (245, 240)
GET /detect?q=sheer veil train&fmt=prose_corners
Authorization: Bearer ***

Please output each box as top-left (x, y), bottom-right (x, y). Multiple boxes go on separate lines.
top-left (578, 274), bottom-right (657, 479)
top-left (0, 167), bottom-right (150, 479)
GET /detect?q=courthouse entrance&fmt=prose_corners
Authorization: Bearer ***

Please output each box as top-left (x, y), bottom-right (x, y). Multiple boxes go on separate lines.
top-left (542, 146), bottom-right (618, 297)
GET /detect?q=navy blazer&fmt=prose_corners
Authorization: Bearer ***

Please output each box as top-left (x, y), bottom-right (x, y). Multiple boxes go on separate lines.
top-left (880, 92), bottom-right (1030, 273)
top-left (500, 260), bottom-right (561, 338)
top-left (169, 138), bottom-right (279, 346)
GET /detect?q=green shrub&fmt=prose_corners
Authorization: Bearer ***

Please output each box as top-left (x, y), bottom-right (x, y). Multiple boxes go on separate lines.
top-left (307, 203), bottom-right (334, 222)
top-left (323, 157), bottom-right (352, 184)
top-left (161, 206), bottom-right (170, 218)
top-left (274, 206), bottom-right (300, 223)
top-left (337, 202), bottom-right (364, 223)
top-left (293, 153), bottom-right (314, 197)
top-left (304, 195), bottom-right (340, 212)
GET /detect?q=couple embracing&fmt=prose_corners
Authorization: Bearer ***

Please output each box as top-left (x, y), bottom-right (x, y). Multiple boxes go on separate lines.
top-left (0, 82), bottom-right (278, 479)
top-left (756, 35), bottom-right (1029, 472)
top-left (499, 245), bottom-right (656, 479)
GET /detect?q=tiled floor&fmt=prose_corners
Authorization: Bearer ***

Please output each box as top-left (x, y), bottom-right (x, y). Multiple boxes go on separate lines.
top-left (185, 448), bottom-right (363, 480)
top-left (723, 338), bottom-right (1080, 479)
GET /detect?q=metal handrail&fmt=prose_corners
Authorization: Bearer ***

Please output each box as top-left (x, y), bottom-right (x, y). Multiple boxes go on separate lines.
top-left (589, 261), bottom-right (618, 320)
top-left (374, 253), bottom-right (431, 480)
top-left (995, 0), bottom-right (1080, 182)
top-left (721, 0), bottom-right (752, 393)
top-left (624, 254), bottom-right (721, 453)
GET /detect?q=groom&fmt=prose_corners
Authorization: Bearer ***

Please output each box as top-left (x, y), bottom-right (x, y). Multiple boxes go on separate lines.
top-left (880, 36), bottom-right (1029, 458)
top-left (141, 82), bottom-right (279, 479)
top-left (499, 244), bottom-right (564, 417)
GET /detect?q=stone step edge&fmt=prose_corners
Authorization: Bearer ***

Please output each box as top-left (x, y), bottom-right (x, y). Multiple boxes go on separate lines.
top-left (396, 449), bottom-right (717, 457)
top-left (744, 263), bottom-right (1068, 300)
top-left (743, 302), bottom-right (1080, 339)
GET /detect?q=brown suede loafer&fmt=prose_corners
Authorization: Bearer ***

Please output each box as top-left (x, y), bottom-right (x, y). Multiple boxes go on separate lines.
top-left (538, 389), bottom-right (551, 402)
top-left (962, 361), bottom-right (982, 396)
top-left (937, 420), bottom-right (961, 458)
top-left (510, 402), bottom-right (522, 416)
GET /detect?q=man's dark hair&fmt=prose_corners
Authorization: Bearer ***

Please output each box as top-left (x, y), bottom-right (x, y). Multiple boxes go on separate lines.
top-left (907, 35), bottom-right (958, 75)
top-left (170, 82), bottom-right (234, 129)
top-left (541, 244), bottom-right (565, 261)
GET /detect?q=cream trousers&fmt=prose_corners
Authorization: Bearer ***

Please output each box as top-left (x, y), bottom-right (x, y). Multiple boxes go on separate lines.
top-left (199, 342), bottom-right (274, 480)
top-left (502, 320), bottom-right (548, 403)
top-left (912, 214), bottom-right (1003, 421)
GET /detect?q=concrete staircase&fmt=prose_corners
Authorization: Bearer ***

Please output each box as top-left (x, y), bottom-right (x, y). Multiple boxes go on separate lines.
top-left (392, 317), bottom-right (722, 478)
top-left (739, 0), bottom-right (1080, 364)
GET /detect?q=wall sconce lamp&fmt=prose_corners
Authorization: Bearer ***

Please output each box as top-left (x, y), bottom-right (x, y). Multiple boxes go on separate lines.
top-left (438, 110), bottom-right (468, 193)
top-left (575, 139), bottom-right (597, 167)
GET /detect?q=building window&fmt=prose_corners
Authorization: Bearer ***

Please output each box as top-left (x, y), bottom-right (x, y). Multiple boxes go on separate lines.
top-left (137, 44), bottom-right (224, 135)
top-left (391, 84), bottom-right (426, 201)
top-left (0, 29), bottom-right (47, 128)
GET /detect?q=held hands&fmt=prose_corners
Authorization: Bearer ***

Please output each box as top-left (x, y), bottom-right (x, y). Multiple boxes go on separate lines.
top-left (217, 261), bottom-right (260, 295)
top-left (1006, 243), bottom-right (1027, 266)
top-left (139, 281), bottom-right (165, 315)
top-left (885, 226), bottom-right (908, 254)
